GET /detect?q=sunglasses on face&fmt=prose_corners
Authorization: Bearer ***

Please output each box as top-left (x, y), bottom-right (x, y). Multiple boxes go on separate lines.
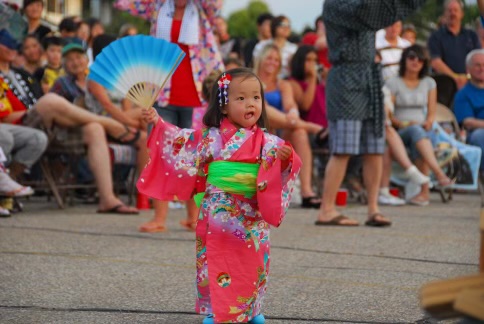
top-left (278, 22), bottom-right (290, 28)
top-left (407, 52), bottom-right (424, 62)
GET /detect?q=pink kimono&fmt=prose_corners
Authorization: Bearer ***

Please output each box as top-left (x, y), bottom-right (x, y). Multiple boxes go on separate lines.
top-left (138, 118), bottom-right (301, 323)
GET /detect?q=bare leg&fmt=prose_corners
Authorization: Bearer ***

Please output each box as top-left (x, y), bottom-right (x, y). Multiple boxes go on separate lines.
top-left (266, 105), bottom-right (322, 135)
top-left (132, 131), bottom-right (149, 175)
top-left (317, 154), bottom-right (358, 224)
top-left (82, 122), bottom-right (137, 212)
top-left (415, 138), bottom-right (451, 183)
top-left (413, 159), bottom-right (431, 201)
top-left (386, 126), bottom-right (413, 169)
top-left (363, 154), bottom-right (384, 216)
top-left (186, 199), bottom-right (199, 224)
top-left (35, 94), bottom-right (137, 140)
top-left (380, 148), bottom-right (392, 188)
top-left (285, 128), bottom-right (319, 199)
top-left (139, 199), bottom-right (168, 232)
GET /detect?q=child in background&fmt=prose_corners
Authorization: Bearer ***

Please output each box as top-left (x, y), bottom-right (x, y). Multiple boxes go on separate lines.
top-left (34, 35), bottom-right (65, 94)
top-left (138, 68), bottom-right (301, 323)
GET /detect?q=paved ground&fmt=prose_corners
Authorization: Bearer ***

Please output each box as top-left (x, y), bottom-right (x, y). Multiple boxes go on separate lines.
top-left (0, 192), bottom-right (480, 324)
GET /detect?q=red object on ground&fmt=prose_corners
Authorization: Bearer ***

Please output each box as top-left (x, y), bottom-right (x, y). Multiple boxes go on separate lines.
top-left (335, 189), bottom-right (348, 206)
top-left (136, 192), bottom-right (151, 210)
top-left (389, 188), bottom-right (400, 197)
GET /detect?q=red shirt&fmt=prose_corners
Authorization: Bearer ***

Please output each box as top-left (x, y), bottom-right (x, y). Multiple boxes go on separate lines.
top-left (301, 32), bottom-right (331, 69)
top-left (169, 19), bottom-right (201, 107)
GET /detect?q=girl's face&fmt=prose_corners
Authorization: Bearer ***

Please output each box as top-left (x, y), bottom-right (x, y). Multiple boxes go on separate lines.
top-left (45, 45), bottom-right (62, 67)
top-left (405, 50), bottom-right (424, 74)
top-left (304, 51), bottom-right (318, 75)
top-left (22, 38), bottom-right (43, 63)
top-left (260, 49), bottom-right (281, 75)
top-left (223, 76), bottom-right (263, 129)
top-left (24, 1), bottom-right (43, 20)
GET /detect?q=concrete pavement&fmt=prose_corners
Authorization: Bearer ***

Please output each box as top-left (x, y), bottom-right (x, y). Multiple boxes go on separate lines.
top-left (0, 192), bottom-right (480, 323)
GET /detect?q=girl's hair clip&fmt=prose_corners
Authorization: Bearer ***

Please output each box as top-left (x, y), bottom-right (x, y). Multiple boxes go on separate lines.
top-left (217, 72), bottom-right (231, 107)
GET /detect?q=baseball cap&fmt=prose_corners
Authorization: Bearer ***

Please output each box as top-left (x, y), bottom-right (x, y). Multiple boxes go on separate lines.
top-left (0, 29), bottom-right (20, 50)
top-left (62, 42), bottom-right (85, 57)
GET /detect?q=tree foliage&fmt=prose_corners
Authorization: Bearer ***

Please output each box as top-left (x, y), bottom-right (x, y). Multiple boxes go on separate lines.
top-left (227, 0), bottom-right (271, 39)
top-left (108, 10), bottom-right (150, 36)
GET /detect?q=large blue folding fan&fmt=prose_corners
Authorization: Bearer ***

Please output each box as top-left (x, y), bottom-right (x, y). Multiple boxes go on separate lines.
top-left (88, 35), bottom-right (185, 108)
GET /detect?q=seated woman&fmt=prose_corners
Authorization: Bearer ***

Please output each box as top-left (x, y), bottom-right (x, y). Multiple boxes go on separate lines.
top-left (386, 44), bottom-right (453, 206)
top-left (68, 36), bottom-right (150, 197)
top-left (254, 43), bottom-right (322, 208)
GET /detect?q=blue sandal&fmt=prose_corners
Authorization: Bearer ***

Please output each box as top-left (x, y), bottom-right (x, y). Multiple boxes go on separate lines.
top-left (250, 314), bottom-right (265, 324)
top-left (202, 313), bottom-right (265, 323)
top-left (202, 314), bottom-right (214, 324)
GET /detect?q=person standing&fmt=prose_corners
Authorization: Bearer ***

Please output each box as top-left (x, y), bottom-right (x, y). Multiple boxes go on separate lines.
top-left (315, 0), bottom-right (426, 227)
top-left (428, 0), bottom-right (481, 89)
top-left (22, 0), bottom-right (51, 41)
top-left (114, 0), bottom-right (224, 233)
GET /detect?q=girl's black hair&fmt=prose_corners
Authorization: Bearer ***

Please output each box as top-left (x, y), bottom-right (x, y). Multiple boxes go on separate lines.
top-left (290, 45), bottom-right (317, 81)
top-left (399, 44), bottom-right (430, 79)
top-left (203, 68), bottom-right (269, 129)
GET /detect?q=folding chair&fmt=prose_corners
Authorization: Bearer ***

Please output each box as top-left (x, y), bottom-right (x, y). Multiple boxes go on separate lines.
top-left (432, 74), bottom-right (458, 109)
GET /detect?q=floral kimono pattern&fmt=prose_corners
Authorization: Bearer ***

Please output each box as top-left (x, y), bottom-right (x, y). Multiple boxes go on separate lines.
top-left (113, 0), bottom-right (224, 129)
top-left (138, 118), bottom-right (301, 323)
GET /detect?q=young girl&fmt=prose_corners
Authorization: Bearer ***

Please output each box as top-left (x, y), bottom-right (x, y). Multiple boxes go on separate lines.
top-left (138, 68), bottom-right (301, 323)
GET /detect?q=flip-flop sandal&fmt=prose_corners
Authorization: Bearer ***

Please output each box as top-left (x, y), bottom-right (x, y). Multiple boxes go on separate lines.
top-left (97, 204), bottom-right (139, 215)
top-left (109, 125), bottom-right (141, 145)
top-left (314, 215), bottom-right (359, 226)
top-left (0, 186), bottom-right (34, 197)
top-left (365, 213), bottom-right (392, 227)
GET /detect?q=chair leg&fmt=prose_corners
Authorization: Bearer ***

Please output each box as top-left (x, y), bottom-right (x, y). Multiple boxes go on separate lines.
top-left (40, 159), bottom-right (65, 209)
top-left (479, 176), bottom-right (484, 208)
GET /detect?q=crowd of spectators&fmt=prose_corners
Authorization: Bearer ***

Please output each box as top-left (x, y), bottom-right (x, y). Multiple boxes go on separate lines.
top-left (1, 0), bottom-right (484, 224)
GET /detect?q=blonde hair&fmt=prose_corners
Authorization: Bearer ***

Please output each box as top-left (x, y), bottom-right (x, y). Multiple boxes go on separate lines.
top-left (253, 43), bottom-right (282, 77)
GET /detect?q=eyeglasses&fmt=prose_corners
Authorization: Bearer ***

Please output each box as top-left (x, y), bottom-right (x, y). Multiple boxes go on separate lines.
top-left (278, 22), bottom-right (290, 28)
top-left (407, 52), bottom-right (424, 62)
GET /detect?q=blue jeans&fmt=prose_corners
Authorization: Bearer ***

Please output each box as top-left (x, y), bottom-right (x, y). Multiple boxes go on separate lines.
top-left (467, 128), bottom-right (484, 170)
top-left (398, 125), bottom-right (428, 160)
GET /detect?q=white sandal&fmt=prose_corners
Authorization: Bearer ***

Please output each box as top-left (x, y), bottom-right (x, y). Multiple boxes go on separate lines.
top-left (0, 171), bottom-right (34, 197)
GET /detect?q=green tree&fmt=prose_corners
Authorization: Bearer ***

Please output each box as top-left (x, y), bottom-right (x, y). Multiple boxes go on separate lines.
top-left (227, 0), bottom-right (271, 39)
top-left (108, 10), bottom-right (151, 36)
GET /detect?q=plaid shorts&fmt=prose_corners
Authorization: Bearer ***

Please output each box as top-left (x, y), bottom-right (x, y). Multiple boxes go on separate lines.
top-left (328, 119), bottom-right (385, 155)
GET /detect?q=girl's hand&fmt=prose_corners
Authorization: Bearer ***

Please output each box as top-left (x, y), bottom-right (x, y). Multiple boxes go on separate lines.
top-left (277, 144), bottom-right (292, 161)
top-left (142, 107), bottom-right (159, 124)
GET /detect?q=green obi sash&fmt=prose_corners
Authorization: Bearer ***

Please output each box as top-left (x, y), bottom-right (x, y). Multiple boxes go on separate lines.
top-left (194, 161), bottom-right (260, 207)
